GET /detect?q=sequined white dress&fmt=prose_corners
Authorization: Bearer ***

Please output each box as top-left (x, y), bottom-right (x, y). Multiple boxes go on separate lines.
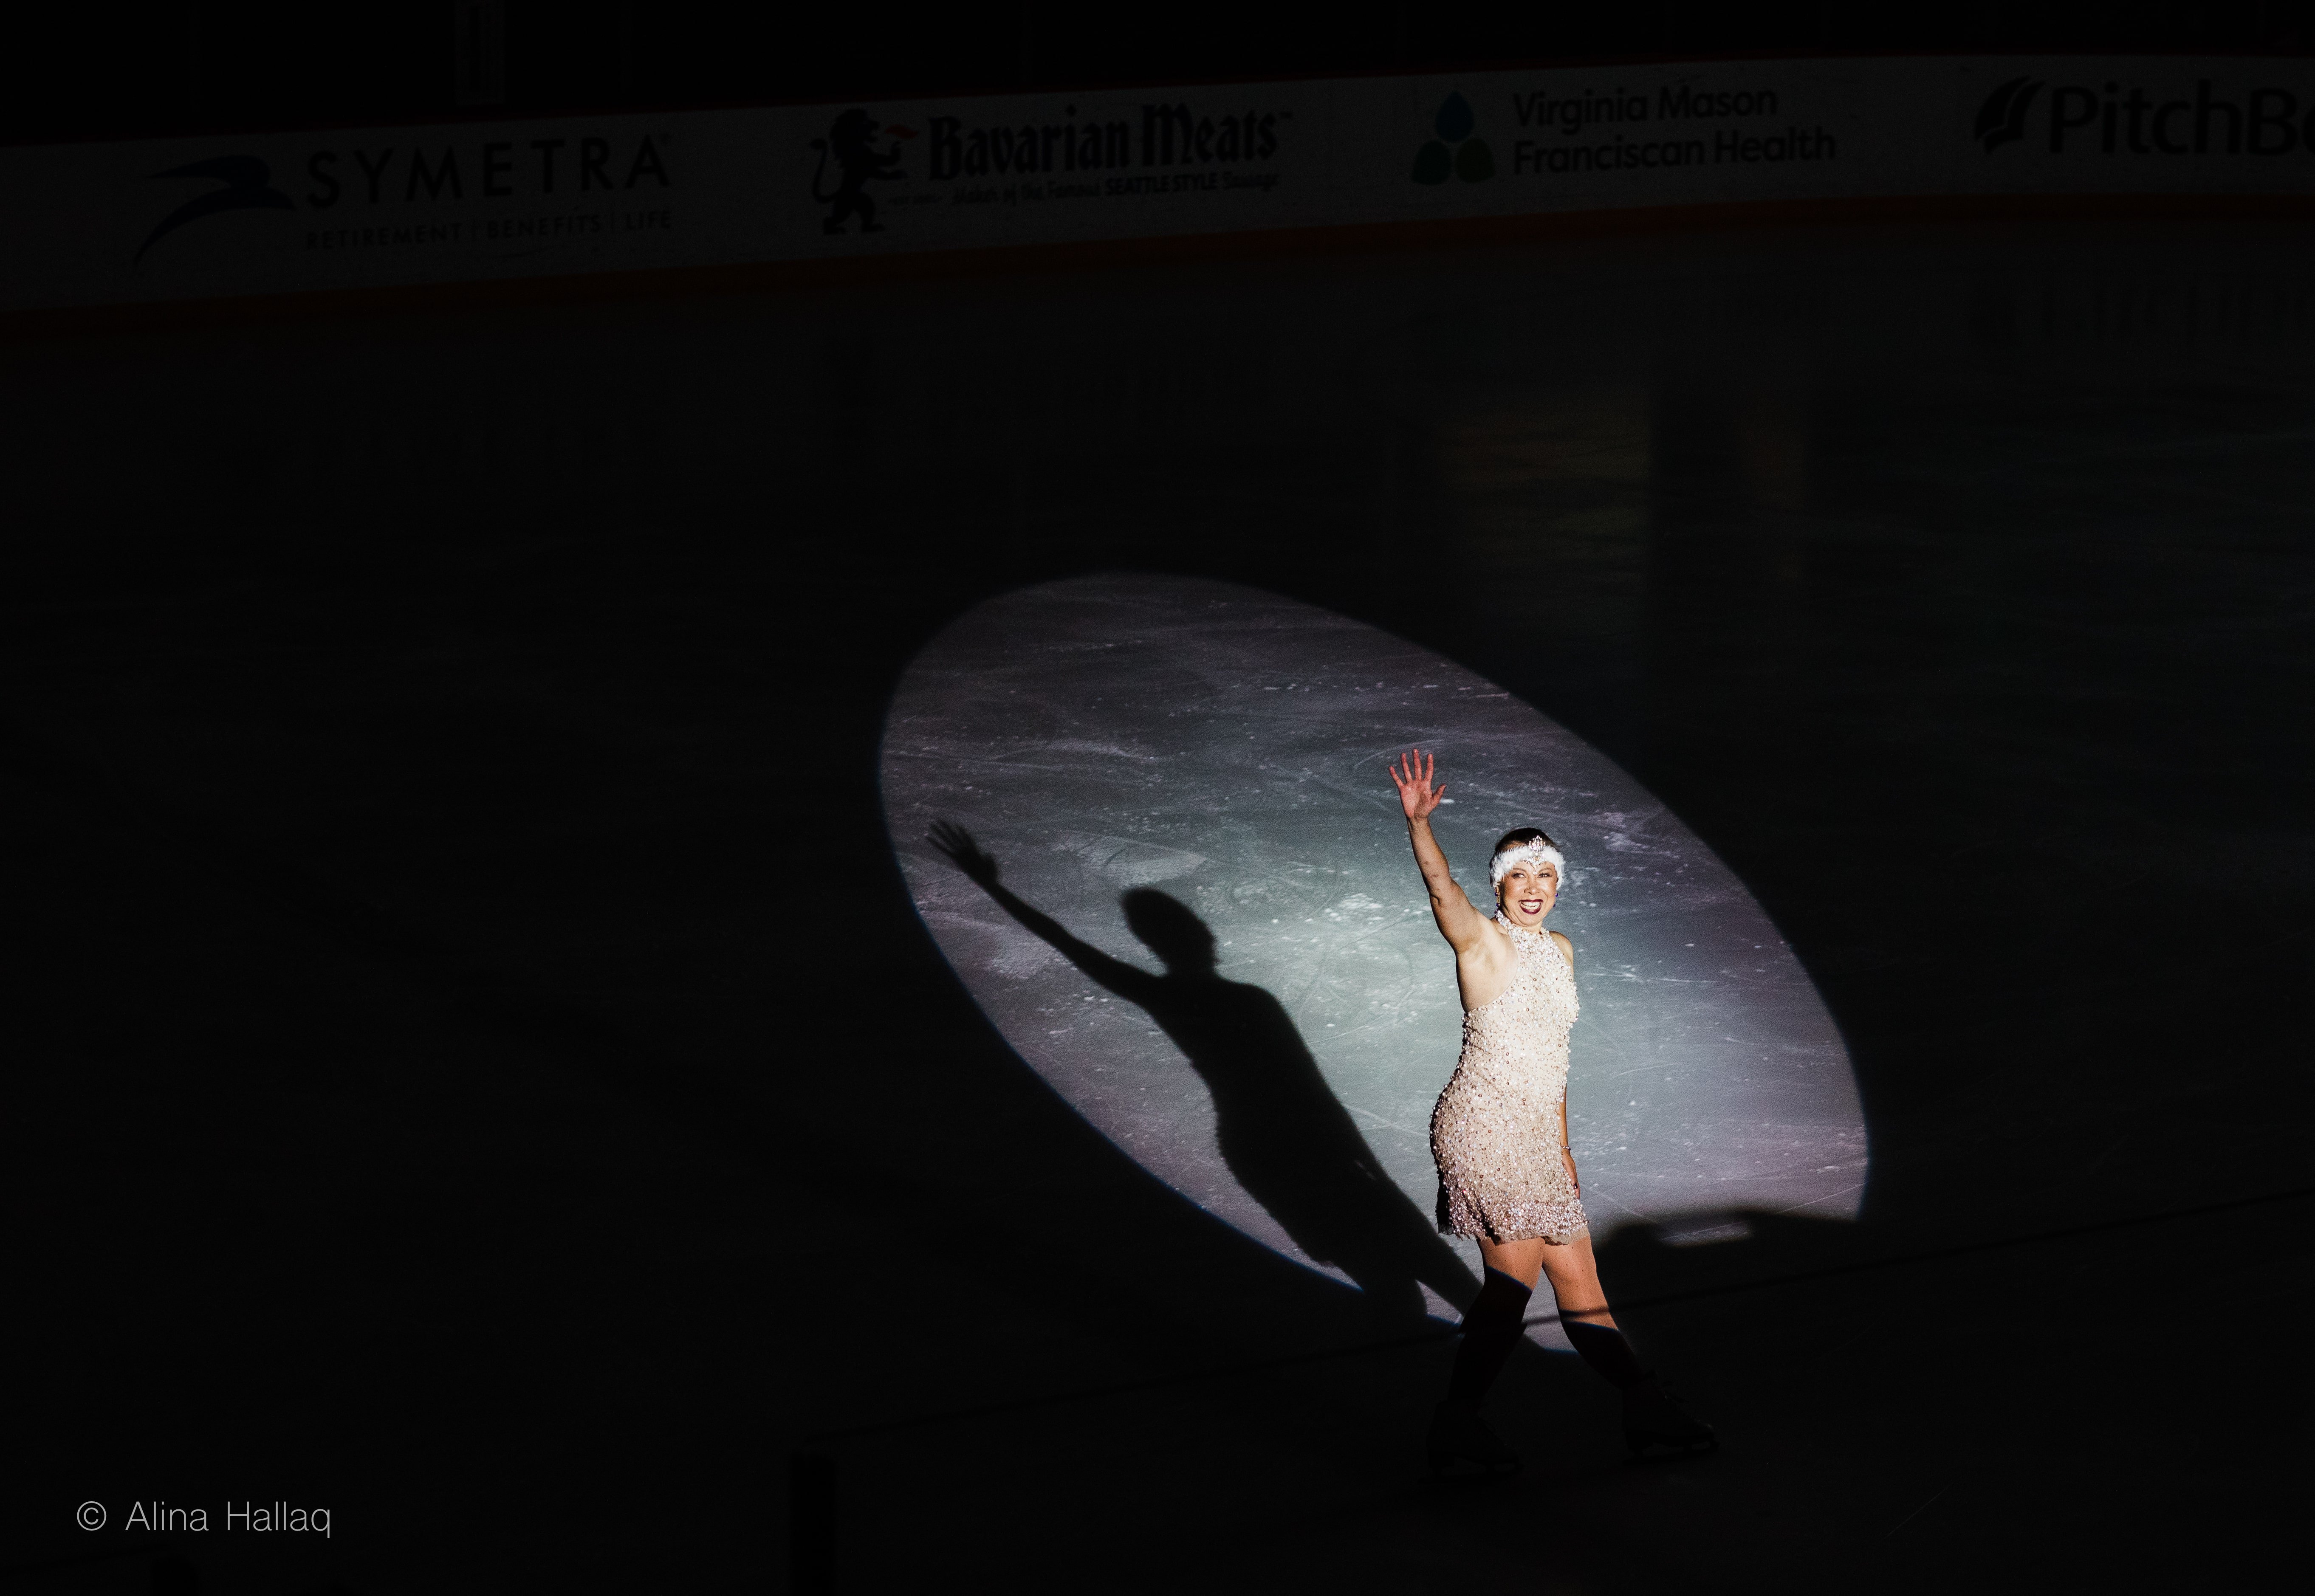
top-left (1431, 913), bottom-right (1588, 1244)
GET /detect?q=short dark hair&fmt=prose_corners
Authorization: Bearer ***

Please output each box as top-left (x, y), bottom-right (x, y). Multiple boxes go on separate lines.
top-left (1493, 826), bottom-right (1556, 854)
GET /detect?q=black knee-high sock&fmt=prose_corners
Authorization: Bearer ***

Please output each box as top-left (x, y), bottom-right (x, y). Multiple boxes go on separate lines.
top-left (1447, 1268), bottom-right (1533, 1404)
top-left (1563, 1319), bottom-right (1650, 1390)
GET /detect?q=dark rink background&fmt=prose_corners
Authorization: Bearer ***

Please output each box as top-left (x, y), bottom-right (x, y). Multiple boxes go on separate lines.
top-left (4, 216), bottom-right (2311, 1593)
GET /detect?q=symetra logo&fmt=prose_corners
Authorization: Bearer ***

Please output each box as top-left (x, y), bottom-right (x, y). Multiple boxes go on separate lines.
top-left (1975, 73), bottom-right (2315, 155)
top-left (1974, 77), bottom-right (2044, 151)
top-left (1412, 93), bottom-right (1494, 184)
top-left (136, 156), bottom-right (294, 262)
top-left (133, 133), bottom-right (673, 264)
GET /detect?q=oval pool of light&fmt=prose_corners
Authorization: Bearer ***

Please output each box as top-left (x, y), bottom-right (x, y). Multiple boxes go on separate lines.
top-left (881, 574), bottom-right (1866, 1334)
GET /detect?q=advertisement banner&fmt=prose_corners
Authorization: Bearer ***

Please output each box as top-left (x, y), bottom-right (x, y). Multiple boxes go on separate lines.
top-left (7, 56), bottom-right (2315, 314)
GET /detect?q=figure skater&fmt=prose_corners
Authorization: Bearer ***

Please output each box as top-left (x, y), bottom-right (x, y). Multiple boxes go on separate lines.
top-left (1389, 749), bottom-right (1716, 1471)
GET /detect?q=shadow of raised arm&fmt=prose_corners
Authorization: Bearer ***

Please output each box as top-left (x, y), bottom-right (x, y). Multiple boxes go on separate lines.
top-left (928, 821), bottom-right (1160, 1004)
top-left (929, 822), bottom-right (1479, 1321)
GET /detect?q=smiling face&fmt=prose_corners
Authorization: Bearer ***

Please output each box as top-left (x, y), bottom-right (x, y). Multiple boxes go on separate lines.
top-left (1496, 859), bottom-right (1559, 927)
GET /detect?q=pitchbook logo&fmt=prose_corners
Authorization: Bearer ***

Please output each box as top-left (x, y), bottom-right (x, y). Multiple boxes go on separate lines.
top-left (1973, 73), bottom-right (2315, 155)
top-left (1974, 77), bottom-right (2044, 151)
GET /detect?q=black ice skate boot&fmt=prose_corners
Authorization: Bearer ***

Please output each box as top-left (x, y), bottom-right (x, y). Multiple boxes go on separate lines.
top-left (1428, 1399), bottom-right (1522, 1477)
top-left (1620, 1377), bottom-right (1718, 1461)
top-left (1564, 1319), bottom-right (1718, 1461)
top-left (1427, 1268), bottom-right (1534, 1475)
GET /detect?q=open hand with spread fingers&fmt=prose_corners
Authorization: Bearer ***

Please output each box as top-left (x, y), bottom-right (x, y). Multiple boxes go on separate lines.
top-left (1388, 749), bottom-right (1447, 822)
top-left (929, 819), bottom-right (1002, 887)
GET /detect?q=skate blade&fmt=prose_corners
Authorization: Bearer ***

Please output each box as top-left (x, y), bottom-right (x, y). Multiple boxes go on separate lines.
top-left (1429, 1449), bottom-right (1524, 1480)
top-left (1623, 1432), bottom-right (1720, 1464)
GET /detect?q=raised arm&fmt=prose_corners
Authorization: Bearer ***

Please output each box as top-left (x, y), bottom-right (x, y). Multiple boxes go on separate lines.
top-left (1389, 750), bottom-right (1491, 953)
top-left (928, 821), bottom-right (1160, 1004)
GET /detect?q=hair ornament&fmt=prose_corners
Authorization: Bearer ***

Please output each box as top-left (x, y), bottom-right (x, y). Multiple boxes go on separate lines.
top-left (1489, 837), bottom-right (1568, 889)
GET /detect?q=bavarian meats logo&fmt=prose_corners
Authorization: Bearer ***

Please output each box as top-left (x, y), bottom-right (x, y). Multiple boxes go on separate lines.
top-left (903, 100), bottom-right (1285, 206)
top-left (1975, 73), bottom-right (2315, 155)
top-left (923, 102), bottom-right (1280, 180)
top-left (810, 110), bottom-right (913, 234)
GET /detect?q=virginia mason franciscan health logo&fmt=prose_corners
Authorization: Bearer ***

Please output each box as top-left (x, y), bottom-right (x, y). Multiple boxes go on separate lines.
top-left (1437, 80), bottom-right (1831, 179)
top-left (1412, 93), bottom-right (1495, 183)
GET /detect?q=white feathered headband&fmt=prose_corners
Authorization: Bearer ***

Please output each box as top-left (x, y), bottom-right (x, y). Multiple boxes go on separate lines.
top-left (1488, 833), bottom-right (1568, 890)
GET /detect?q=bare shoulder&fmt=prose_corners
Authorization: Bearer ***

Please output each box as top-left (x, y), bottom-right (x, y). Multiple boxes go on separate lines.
top-left (1549, 930), bottom-right (1575, 968)
top-left (1454, 918), bottom-right (1519, 1010)
top-left (1460, 916), bottom-right (1513, 964)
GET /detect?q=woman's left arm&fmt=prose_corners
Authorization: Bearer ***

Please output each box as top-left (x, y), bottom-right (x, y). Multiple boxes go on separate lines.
top-left (1556, 932), bottom-right (1579, 1194)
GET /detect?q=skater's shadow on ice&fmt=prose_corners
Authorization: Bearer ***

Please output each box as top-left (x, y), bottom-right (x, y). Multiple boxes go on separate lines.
top-left (931, 821), bottom-right (1479, 1324)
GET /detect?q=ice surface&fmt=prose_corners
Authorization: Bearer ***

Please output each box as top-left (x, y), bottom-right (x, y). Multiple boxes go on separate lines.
top-left (882, 574), bottom-right (1866, 1331)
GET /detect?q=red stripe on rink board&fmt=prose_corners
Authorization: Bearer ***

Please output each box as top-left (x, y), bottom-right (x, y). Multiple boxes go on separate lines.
top-left (9, 189), bottom-right (2315, 341)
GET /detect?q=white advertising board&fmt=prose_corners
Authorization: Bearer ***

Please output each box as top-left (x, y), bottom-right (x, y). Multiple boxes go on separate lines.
top-left (6, 56), bottom-right (2315, 313)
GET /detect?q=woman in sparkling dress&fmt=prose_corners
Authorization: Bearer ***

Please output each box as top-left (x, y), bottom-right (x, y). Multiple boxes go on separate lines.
top-left (1390, 749), bottom-right (1715, 1471)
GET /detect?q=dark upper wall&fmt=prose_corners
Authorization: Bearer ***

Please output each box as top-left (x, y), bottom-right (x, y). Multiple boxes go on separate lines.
top-left (6, 0), bottom-right (2312, 146)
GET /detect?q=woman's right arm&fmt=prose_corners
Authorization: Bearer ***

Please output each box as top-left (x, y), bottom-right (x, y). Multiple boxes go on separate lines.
top-left (1389, 750), bottom-right (1490, 953)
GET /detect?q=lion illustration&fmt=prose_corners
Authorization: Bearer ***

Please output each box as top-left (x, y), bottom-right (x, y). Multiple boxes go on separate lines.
top-left (811, 110), bottom-right (903, 234)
